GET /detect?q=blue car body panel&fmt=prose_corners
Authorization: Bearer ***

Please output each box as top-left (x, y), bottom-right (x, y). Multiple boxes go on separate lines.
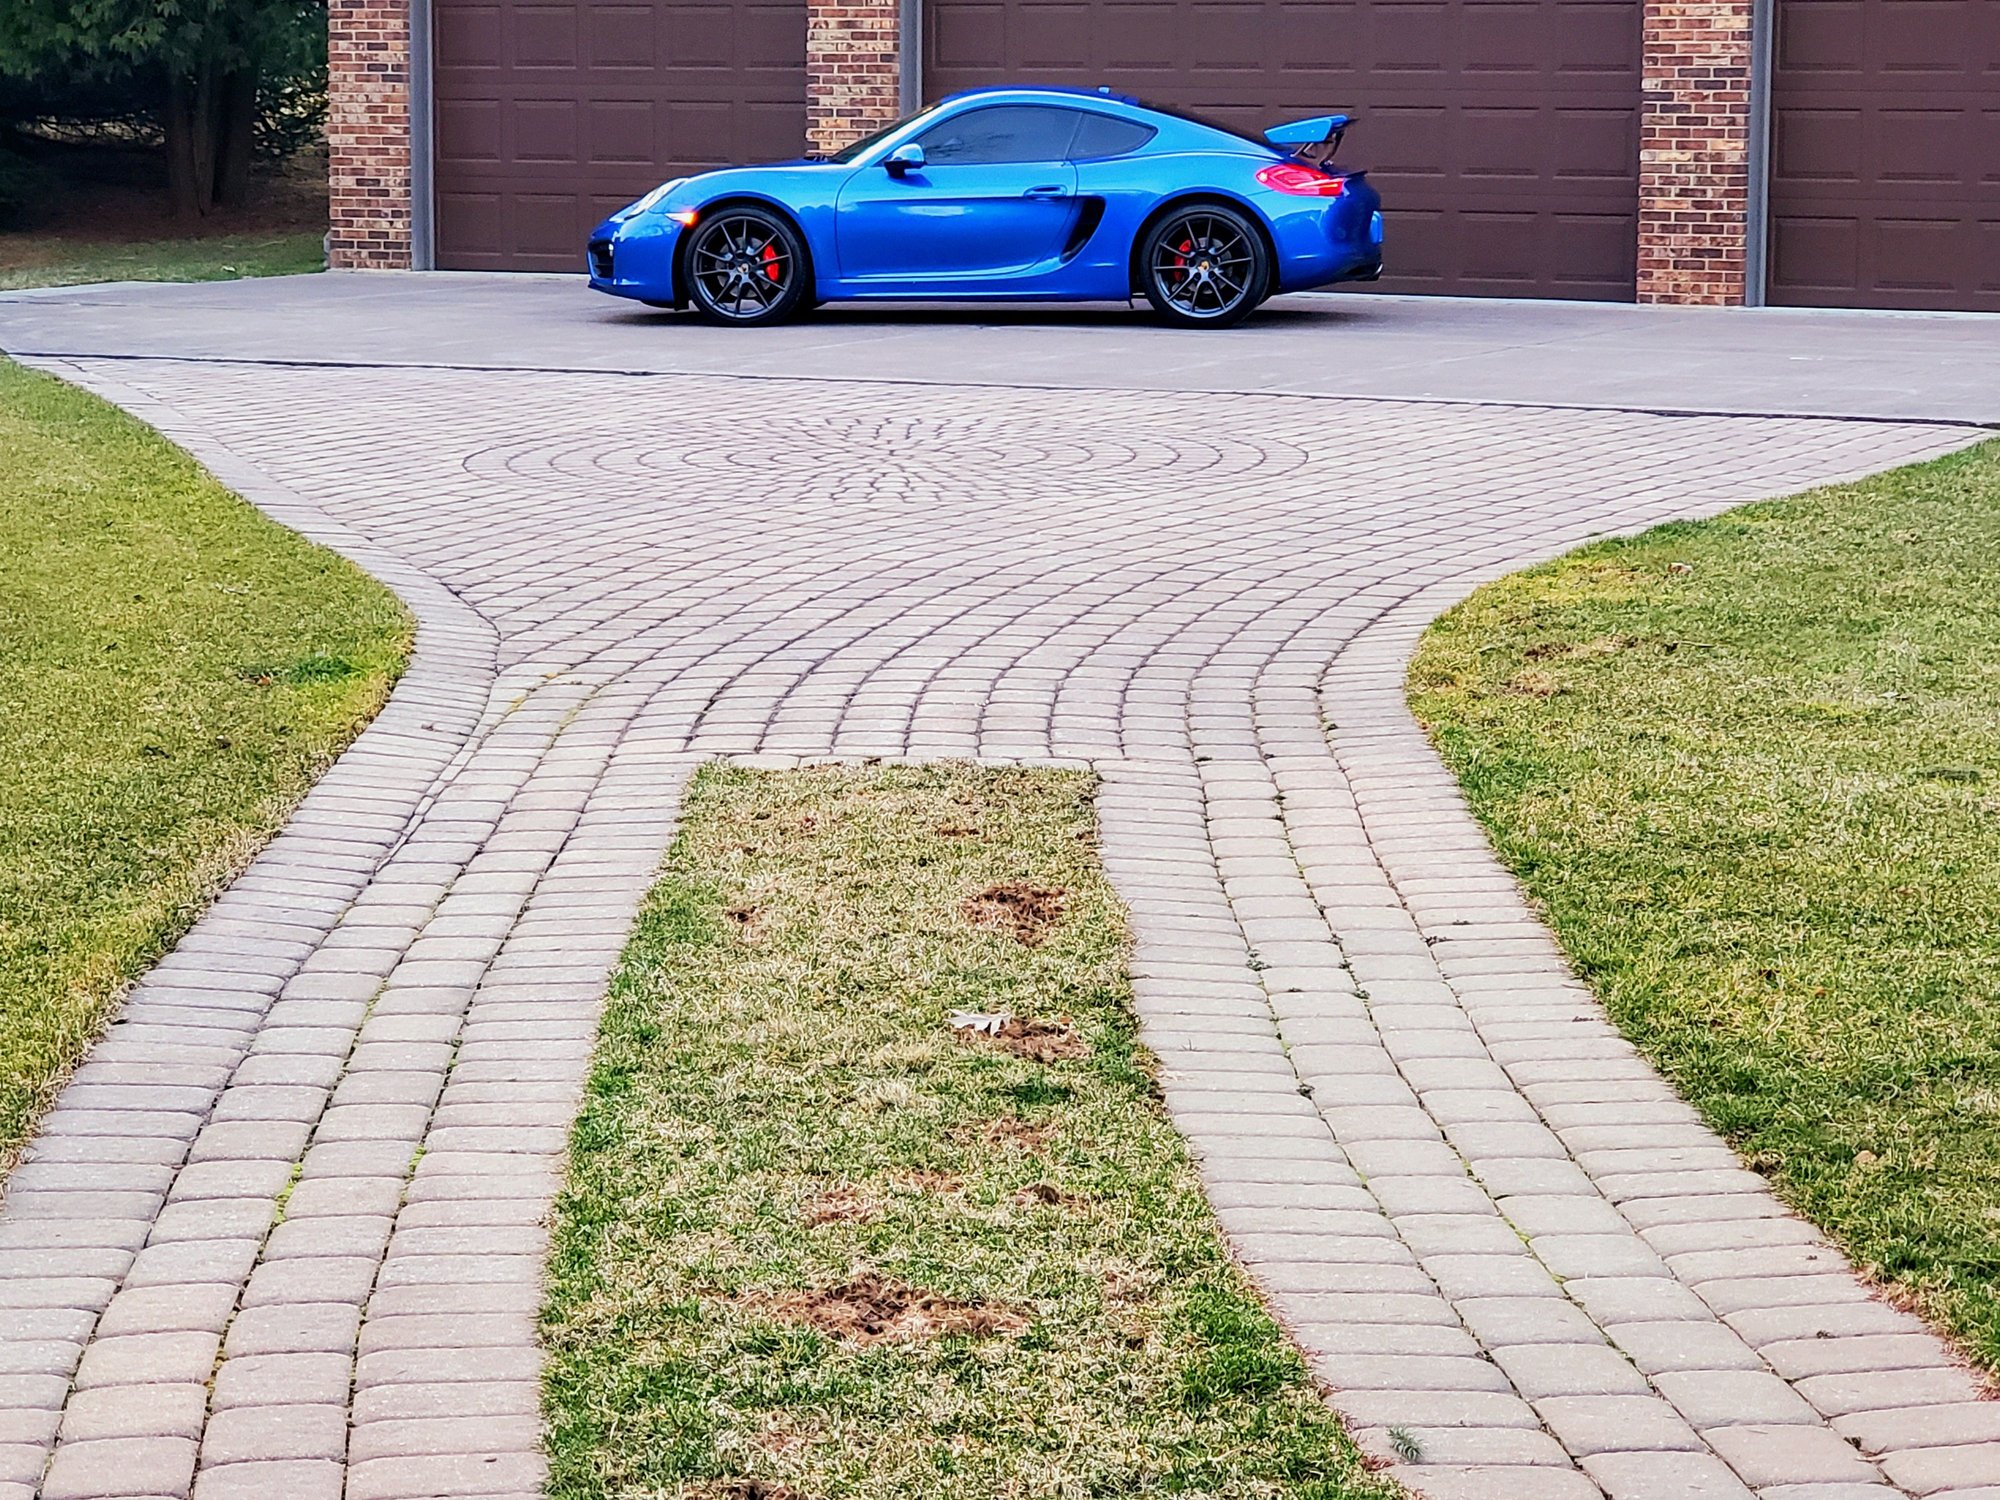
top-left (586, 87), bottom-right (1384, 309)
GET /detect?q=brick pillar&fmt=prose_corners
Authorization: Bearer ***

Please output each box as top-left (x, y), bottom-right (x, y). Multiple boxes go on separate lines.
top-left (1636, 0), bottom-right (1757, 304)
top-left (807, 0), bottom-right (905, 156)
top-left (327, 0), bottom-right (415, 269)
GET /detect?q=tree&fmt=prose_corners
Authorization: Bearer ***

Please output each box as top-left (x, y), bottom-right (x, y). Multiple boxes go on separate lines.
top-left (0, 0), bottom-right (325, 218)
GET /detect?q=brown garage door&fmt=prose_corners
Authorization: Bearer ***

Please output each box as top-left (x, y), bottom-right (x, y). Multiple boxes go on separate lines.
top-left (432, 0), bottom-right (808, 270)
top-left (923, 0), bottom-right (1642, 298)
top-left (1768, 0), bottom-right (1999, 311)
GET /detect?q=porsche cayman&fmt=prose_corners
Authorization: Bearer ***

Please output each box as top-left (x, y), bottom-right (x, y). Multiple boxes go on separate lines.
top-left (586, 86), bottom-right (1385, 328)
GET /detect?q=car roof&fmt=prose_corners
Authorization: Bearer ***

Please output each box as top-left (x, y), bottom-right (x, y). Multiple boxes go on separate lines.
top-left (938, 85), bottom-right (1143, 109)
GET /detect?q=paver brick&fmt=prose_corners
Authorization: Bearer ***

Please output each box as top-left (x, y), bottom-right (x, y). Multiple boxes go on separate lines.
top-left (0, 320), bottom-right (1979, 1500)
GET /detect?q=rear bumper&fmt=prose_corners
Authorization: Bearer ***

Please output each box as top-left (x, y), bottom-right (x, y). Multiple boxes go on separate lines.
top-left (1266, 190), bottom-right (1385, 294)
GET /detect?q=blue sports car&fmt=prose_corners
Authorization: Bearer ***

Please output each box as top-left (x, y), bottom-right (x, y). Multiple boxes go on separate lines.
top-left (587, 86), bottom-right (1384, 329)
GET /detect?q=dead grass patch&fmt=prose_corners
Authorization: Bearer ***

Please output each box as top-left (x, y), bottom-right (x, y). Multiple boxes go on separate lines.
top-left (960, 881), bottom-right (1067, 946)
top-left (748, 1273), bottom-right (1030, 1346)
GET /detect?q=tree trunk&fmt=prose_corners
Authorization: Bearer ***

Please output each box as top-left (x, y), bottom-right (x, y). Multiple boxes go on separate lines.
top-left (162, 63), bottom-right (221, 219)
top-left (214, 72), bottom-right (258, 211)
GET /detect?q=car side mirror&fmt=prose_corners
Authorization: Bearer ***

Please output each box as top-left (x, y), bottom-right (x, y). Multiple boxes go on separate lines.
top-left (884, 142), bottom-right (926, 177)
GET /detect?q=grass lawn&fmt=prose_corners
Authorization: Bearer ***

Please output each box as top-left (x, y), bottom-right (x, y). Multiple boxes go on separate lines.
top-left (0, 358), bottom-right (409, 1163)
top-left (1408, 439), bottom-right (2000, 1369)
top-left (0, 229), bottom-right (325, 291)
top-left (541, 762), bottom-right (1396, 1500)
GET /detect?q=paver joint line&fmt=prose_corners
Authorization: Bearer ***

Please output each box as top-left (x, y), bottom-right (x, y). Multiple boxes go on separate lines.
top-left (0, 285), bottom-right (1988, 1500)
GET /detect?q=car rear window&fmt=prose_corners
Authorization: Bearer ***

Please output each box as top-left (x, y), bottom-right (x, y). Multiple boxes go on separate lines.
top-left (1069, 113), bottom-right (1158, 160)
top-left (1137, 101), bottom-right (1274, 152)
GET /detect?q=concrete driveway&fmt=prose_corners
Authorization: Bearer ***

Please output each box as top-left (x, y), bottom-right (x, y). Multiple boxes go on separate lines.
top-left (1, 276), bottom-right (1996, 1500)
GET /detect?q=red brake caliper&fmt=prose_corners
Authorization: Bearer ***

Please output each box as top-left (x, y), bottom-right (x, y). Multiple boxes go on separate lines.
top-left (761, 242), bottom-right (782, 283)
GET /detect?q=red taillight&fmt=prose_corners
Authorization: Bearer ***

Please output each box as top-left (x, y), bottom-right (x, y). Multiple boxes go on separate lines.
top-left (1255, 162), bottom-right (1347, 198)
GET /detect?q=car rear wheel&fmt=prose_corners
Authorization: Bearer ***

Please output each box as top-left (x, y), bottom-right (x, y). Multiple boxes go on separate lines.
top-left (1140, 206), bottom-right (1269, 329)
top-left (685, 207), bottom-right (810, 326)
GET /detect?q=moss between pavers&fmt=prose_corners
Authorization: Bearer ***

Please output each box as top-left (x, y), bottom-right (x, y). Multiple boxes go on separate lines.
top-left (540, 761), bottom-right (1398, 1500)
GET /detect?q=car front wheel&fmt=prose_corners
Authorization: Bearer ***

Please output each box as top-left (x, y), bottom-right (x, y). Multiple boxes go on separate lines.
top-left (1140, 206), bottom-right (1270, 329)
top-left (684, 207), bottom-right (810, 326)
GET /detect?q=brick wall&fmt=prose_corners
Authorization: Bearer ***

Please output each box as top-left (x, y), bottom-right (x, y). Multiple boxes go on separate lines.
top-left (1636, 0), bottom-right (1757, 305)
top-left (805, 0), bottom-right (903, 156)
top-left (327, 0), bottom-right (414, 270)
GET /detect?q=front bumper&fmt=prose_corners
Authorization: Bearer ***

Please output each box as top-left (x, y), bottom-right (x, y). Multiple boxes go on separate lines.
top-left (585, 216), bottom-right (683, 304)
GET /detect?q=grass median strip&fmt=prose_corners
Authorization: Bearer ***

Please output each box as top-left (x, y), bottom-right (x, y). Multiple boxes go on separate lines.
top-left (541, 762), bottom-right (1396, 1500)
top-left (0, 357), bottom-right (409, 1163)
top-left (1408, 439), bottom-right (2000, 1368)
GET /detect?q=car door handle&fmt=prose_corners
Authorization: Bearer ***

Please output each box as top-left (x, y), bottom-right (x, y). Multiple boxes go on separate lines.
top-left (1022, 184), bottom-right (1070, 198)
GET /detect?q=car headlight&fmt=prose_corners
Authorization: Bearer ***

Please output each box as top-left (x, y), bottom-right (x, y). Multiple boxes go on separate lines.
top-left (611, 178), bottom-right (687, 223)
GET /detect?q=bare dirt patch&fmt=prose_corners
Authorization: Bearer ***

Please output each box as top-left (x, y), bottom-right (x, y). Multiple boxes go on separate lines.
top-left (960, 881), bottom-right (1067, 946)
top-left (800, 1185), bottom-right (879, 1226)
top-left (688, 1481), bottom-right (805, 1500)
top-left (749, 1273), bottom-right (1029, 1345)
top-left (972, 1115), bottom-right (1052, 1151)
top-left (1013, 1181), bottom-right (1086, 1209)
top-left (950, 1013), bottom-right (1089, 1064)
top-left (1501, 669), bottom-right (1564, 699)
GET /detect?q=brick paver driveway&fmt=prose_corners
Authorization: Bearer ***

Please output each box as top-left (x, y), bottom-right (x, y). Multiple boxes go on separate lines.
top-left (4, 278), bottom-right (1998, 1500)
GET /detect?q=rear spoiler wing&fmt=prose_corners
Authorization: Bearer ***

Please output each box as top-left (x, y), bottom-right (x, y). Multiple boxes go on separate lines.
top-left (1263, 114), bottom-right (1351, 167)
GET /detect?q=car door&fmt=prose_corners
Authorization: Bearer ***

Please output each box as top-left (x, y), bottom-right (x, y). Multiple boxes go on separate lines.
top-left (835, 105), bottom-right (1082, 283)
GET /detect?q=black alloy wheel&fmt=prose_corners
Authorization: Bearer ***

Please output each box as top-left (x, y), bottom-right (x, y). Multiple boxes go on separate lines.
top-left (1140, 205), bottom-right (1270, 329)
top-left (685, 206), bottom-right (810, 326)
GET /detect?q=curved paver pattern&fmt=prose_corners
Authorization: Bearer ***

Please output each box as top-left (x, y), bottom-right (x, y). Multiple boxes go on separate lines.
top-left (0, 344), bottom-right (1991, 1500)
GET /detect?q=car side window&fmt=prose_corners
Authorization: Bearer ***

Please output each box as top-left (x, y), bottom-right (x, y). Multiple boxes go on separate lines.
top-left (916, 106), bottom-right (1082, 165)
top-left (1069, 113), bottom-right (1157, 161)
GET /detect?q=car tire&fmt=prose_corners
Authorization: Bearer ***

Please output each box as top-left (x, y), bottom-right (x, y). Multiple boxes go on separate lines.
top-left (1139, 204), bottom-right (1270, 329)
top-left (683, 206), bottom-right (811, 327)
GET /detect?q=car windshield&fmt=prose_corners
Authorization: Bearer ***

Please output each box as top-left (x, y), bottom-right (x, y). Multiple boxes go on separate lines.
top-left (820, 104), bottom-right (947, 164)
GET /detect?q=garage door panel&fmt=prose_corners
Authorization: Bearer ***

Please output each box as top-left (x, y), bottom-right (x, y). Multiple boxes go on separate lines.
top-left (1372, 5), bottom-right (1455, 73)
top-left (512, 7), bottom-right (579, 68)
top-left (1460, 109), bottom-right (1547, 179)
top-left (1877, 109), bottom-right (1969, 185)
top-left (661, 6), bottom-right (736, 68)
top-left (433, 0), bottom-right (807, 268)
top-left (1463, 5), bottom-right (1553, 73)
top-left (1010, 4), bottom-right (1091, 67)
top-left (1550, 211), bottom-right (1635, 286)
top-left (512, 100), bottom-right (580, 163)
top-left (1779, 0), bottom-right (1863, 71)
top-left (1553, 107), bottom-right (1637, 181)
top-left (1770, 0), bottom-right (1997, 309)
top-left (1872, 218), bottom-right (1970, 290)
top-left (1774, 107), bottom-right (1861, 184)
top-left (585, 101), bottom-right (655, 165)
top-left (1555, 2), bottom-right (1640, 75)
top-left (585, 6), bottom-right (651, 68)
top-left (438, 99), bottom-right (506, 164)
top-left (438, 6), bottom-right (504, 67)
top-left (925, 0), bottom-right (1639, 298)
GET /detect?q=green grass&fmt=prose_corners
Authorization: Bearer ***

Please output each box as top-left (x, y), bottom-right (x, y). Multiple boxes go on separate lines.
top-left (0, 229), bottom-right (324, 290)
top-left (542, 762), bottom-right (1396, 1500)
top-left (0, 358), bottom-right (409, 1161)
top-left (1407, 439), bottom-right (2000, 1368)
